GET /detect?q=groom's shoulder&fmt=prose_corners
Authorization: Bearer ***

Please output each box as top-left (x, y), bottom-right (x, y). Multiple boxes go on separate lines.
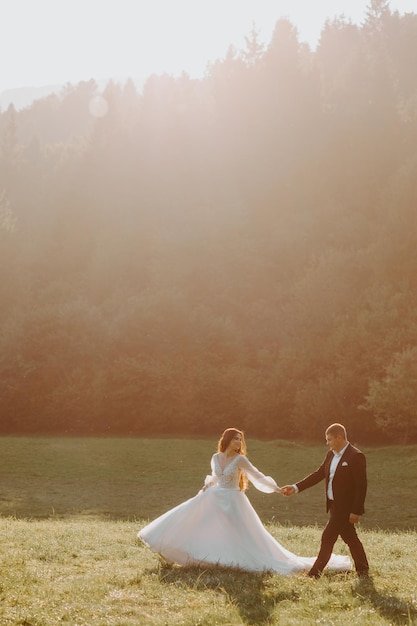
top-left (350, 443), bottom-right (364, 453)
top-left (347, 443), bottom-right (366, 459)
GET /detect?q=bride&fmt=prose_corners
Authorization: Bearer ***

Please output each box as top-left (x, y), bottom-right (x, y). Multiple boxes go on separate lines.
top-left (138, 428), bottom-right (352, 575)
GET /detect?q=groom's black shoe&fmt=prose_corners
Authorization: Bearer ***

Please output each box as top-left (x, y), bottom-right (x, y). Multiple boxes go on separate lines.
top-left (357, 570), bottom-right (370, 579)
top-left (307, 570), bottom-right (322, 579)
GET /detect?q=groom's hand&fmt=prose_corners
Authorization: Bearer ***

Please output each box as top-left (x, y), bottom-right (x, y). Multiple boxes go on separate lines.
top-left (281, 485), bottom-right (296, 497)
top-left (349, 513), bottom-right (360, 524)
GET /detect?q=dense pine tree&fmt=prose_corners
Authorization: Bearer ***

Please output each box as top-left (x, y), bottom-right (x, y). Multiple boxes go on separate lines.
top-left (0, 4), bottom-right (416, 442)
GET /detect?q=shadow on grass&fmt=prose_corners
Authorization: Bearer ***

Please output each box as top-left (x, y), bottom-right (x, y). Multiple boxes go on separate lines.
top-left (353, 576), bottom-right (417, 625)
top-left (149, 562), bottom-right (299, 626)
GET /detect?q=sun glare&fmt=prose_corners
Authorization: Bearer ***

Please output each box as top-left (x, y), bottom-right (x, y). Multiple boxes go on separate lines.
top-left (88, 95), bottom-right (109, 118)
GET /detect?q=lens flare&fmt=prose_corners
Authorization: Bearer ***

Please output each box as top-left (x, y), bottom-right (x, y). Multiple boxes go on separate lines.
top-left (89, 95), bottom-right (109, 118)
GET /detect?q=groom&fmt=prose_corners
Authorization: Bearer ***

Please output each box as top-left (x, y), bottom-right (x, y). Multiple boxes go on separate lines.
top-left (282, 423), bottom-right (369, 578)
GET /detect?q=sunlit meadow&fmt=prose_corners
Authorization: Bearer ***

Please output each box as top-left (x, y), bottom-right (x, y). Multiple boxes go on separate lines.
top-left (0, 438), bottom-right (416, 625)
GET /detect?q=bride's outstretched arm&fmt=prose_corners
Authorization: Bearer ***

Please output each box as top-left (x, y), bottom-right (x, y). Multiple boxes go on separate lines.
top-left (238, 456), bottom-right (282, 493)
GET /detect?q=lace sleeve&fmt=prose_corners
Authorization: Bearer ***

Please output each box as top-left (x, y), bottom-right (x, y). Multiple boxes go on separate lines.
top-left (203, 454), bottom-right (218, 488)
top-left (238, 455), bottom-right (281, 493)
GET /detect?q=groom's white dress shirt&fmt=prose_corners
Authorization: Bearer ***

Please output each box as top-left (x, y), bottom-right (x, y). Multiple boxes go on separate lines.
top-left (327, 442), bottom-right (349, 500)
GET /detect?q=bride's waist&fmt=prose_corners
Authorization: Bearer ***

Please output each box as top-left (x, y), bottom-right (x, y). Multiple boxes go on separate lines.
top-left (216, 484), bottom-right (241, 491)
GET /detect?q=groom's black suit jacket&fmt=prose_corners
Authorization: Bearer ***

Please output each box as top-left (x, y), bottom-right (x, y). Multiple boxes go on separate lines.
top-left (296, 443), bottom-right (367, 516)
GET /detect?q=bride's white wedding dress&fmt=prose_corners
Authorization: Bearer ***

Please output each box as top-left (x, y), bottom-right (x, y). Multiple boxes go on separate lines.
top-left (138, 453), bottom-right (352, 575)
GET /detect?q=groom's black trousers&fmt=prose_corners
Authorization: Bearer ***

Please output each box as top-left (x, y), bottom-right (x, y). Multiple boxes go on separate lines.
top-left (309, 502), bottom-right (369, 576)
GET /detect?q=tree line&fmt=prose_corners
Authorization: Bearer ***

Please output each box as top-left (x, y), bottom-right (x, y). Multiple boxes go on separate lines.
top-left (1, 1), bottom-right (417, 443)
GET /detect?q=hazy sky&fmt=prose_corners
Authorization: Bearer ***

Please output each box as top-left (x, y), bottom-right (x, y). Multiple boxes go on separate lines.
top-left (1, 0), bottom-right (415, 93)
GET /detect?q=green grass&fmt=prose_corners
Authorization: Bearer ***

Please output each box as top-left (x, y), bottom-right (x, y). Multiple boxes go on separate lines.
top-left (0, 437), bottom-right (416, 625)
top-left (0, 519), bottom-right (416, 625)
top-left (0, 437), bottom-right (416, 529)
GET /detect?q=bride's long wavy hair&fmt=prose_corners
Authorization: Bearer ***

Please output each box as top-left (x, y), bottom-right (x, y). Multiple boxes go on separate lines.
top-left (217, 428), bottom-right (248, 492)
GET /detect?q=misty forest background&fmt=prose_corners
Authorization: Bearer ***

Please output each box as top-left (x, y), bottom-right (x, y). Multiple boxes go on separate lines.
top-left (1, 1), bottom-right (417, 443)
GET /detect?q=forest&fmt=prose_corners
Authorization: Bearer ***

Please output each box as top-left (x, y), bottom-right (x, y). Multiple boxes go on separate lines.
top-left (1, 1), bottom-right (417, 443)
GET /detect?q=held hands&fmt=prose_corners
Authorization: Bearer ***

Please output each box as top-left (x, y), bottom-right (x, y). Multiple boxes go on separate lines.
top-left (280, 485), bottom-right (296, 497)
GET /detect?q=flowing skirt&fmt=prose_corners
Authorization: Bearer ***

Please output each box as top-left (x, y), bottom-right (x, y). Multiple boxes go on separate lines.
top-left (138, 486), bottom-right (352, 575)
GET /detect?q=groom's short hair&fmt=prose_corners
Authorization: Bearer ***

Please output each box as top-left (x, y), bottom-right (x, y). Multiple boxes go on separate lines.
top-left (326, 423), bottom-right (347, 439)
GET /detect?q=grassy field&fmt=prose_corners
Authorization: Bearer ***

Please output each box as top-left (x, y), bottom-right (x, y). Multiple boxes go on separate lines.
top-left (0, 437), bottom-right (416, 625)
top-left (0, 436), bottom-right (416, 529)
